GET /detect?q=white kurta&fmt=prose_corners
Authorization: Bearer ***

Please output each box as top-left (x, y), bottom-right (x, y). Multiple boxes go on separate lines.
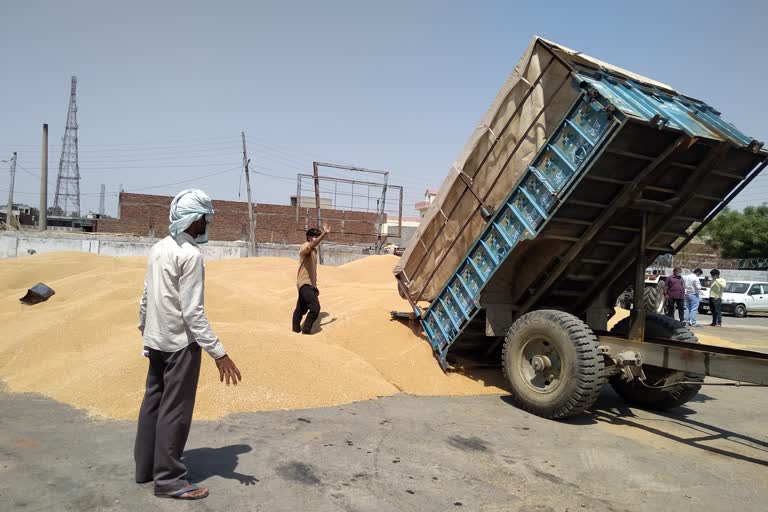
top-left (139, 232), bottom-right (226, 359)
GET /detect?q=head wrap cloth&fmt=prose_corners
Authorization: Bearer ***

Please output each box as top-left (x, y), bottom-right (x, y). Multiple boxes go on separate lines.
top-left (168, 189), bottom-right (215, 238)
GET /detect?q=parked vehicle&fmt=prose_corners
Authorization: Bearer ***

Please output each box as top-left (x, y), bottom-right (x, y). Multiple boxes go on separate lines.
top-left (700, 281), bottom-right (768, 317)
top-left (617, 273), bottom-right (668, 313)
top-left (697, 277), bottom-right (711, 313)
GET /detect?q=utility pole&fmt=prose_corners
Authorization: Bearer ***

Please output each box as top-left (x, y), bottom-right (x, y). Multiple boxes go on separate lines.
top-left (312, 161), bottom-right (324, 264)
top-left (376, 171), bottom-right (389, 254)
top-left (241, 131), bottom-right (256, 256)
top-left (99, 184), bottom-right (105, 216)
top-left (40, 124), bottom-right (48, 230)
top-left (5, 152), bottom-right (17, 228)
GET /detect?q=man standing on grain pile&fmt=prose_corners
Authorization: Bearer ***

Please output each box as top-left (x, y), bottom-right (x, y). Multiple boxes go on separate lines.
top-left (292, 222), bottom-right (331, 334)
top-left (136, 189), bottom-right (242, 501)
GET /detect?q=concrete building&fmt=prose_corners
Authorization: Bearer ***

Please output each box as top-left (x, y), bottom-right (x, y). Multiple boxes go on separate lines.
top-left (0, 203), bottom-right (38, 228)
top-left (46, 215), bottom-right (98, 232)
top-left (381, 216), bottom-right (421, 248)
top-left (415, 188), bottom-right (438, 218)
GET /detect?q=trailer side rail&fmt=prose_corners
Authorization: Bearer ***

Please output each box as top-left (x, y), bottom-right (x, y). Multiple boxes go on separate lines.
top-left (422, 92), bottom-right (621, 368)
top-left (597, 334), bottom-right (768, 385)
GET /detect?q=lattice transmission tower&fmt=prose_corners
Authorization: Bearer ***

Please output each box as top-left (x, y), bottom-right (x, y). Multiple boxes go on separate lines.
top-left (54, 76), bottom-right (81, 217)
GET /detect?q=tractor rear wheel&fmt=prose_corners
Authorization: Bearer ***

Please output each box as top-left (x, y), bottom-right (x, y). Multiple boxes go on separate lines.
top-left (502, 310), bottom-right (605, 419)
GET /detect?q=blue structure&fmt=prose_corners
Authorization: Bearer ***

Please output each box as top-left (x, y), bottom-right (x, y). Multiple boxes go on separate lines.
top-left (419, 67), bottom-right (765, 369)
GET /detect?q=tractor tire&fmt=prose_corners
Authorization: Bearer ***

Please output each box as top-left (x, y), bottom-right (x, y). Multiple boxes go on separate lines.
top-left (609, 313), bottom-right (703, 410)
top-left (502, 310), bottom-right (606, 419)
top-left (643, 286), bottom-right (665, 314)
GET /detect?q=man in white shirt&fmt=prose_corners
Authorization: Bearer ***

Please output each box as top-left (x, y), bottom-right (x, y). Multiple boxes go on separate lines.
top-left (683, 268), bottom-right (703, 327)
top-left (135, 189), bottom-right (241, 501)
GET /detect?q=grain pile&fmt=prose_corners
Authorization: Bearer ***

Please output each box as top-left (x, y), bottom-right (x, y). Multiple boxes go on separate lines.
top-left (0, 252), bottom-right (504, 420)
top-left (0, 253), bottom-right (745, 420)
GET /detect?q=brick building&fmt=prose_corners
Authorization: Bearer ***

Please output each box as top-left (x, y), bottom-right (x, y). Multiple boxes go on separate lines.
top-left (95, 193), bottom-right (382, 245)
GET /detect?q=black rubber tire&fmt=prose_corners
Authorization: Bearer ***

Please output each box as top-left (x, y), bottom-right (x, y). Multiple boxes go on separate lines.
top-left (502, 310), bottom-right (605, 419)
top-left (609, 313), bottom-right (703, 410)
top-left (734, 304), bottom-right (747, 318)
top-left (643, 286), bottom-right (665, 314)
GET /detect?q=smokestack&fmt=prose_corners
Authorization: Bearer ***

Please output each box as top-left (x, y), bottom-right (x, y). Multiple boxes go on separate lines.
top-left (39, 123), bottom-right (48, 230)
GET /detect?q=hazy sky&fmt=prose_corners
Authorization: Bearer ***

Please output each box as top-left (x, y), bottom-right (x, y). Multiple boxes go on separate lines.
top-left (1, 0), bottom-right (766, 217)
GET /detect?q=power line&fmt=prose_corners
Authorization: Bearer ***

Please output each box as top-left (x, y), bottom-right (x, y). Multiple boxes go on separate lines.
top-left (7, 137), bottom-right (439, 184)
top-left (128, 165), bottom-right (243, 193)
top-left (82, 162), bottom-right (242, 172)
top-left (15, 163), bottom-right (40, 178)
top-left (0, 136), bottom-right (240, 150)
top-left (59, 150), bottom-right (239, 164)
top-left (0, 165), bottom-right (242, 198)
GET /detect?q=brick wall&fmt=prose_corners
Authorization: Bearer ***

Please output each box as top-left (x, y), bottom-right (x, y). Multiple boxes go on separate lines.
top-left (673, 240), bottom-right (738, 270)
top-left (96, 193), bottom-right (382, 245)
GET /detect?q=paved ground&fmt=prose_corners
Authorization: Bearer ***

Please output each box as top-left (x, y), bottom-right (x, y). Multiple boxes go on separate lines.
top-left (2, 312), bottom-right (766, 512)
top-left (690, 312), bottom-right (768, 353)
top-left (1, 379), bottom-right (766, 512)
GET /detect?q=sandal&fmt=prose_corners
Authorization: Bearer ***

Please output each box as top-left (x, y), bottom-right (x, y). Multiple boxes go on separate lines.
top-left (156, 484), bottom-right (209, 500)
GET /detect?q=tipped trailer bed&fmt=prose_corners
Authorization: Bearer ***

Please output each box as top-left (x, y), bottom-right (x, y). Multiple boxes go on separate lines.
top-left (394, 37), bottom-right (768, 418)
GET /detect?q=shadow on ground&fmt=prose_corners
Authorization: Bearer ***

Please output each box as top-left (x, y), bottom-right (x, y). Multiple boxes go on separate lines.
top-left (543, 388), bottom-right (768, 467)
top-left (318, 311), bottom-right (337, 328)
top-left (184, 444), bottom-right (259, 485)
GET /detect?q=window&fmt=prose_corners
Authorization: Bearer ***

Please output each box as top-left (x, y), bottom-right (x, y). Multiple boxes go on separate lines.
top-left (725, 282), bottom-right (750, 294)
top-left (748, 285), bottom-right (762, 296)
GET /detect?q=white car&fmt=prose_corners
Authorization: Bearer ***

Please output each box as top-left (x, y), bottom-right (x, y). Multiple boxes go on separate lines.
top-left (700, 281), bottom-right (768, 318)
top-left (697, 278), bottom-right (710, 313)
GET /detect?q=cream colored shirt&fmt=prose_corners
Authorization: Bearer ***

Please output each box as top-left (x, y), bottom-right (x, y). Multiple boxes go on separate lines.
top-left (709, 277), bottom-right (727, 299)
top-left (297, 242), bottom-right (318, 289)
top-left (139, 233), bottom-right (226, 359)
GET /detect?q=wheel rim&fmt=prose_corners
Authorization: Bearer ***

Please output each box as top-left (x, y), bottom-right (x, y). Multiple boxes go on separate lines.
top-left (518, 336), bottom-right (563, 393)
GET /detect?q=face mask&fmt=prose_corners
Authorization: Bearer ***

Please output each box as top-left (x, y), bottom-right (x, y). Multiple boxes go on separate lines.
top-left (196, 214), bottom-right (212, 244)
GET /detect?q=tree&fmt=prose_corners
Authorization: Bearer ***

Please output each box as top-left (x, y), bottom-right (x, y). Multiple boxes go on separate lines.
top-left (700, 204), bottom-right (768, 259)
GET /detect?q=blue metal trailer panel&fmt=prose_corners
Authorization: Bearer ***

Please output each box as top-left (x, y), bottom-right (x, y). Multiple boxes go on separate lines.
top-left (419, 68), bottom-right (765, 369)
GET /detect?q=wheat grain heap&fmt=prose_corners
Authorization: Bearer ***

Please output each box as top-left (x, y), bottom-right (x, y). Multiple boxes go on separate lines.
top-left (0, 252), bottom-right (742, 420)
top-left (0, 252), bottom-right (508, 420)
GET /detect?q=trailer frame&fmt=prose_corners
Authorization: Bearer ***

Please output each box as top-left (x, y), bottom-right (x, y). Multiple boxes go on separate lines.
top-left (395, 39), bottom-right (768, 417)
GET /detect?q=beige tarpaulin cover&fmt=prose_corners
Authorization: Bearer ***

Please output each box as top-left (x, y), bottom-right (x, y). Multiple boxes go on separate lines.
top-left (394, 36), bottom-right (674, 304)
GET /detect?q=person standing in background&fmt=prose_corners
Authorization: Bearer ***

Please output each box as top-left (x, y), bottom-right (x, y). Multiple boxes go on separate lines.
top-left (664, 267), bottom-right (686, 322)
top-left (683, 268), bottom-right (703, 326)
top-left (708, 269), bottom-right (726, 327)
top-left (292, 222), bottom-right (331, 334)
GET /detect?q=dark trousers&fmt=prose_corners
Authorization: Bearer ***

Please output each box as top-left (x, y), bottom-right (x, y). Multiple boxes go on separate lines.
top-left (666, 298), bottom-right (685, 322)
top-left (135, 343), bottom-right (201, 494)
top-left (292, 284), bottom-right (321, 334)
top-left (709, 297), bottom-right (723, 325)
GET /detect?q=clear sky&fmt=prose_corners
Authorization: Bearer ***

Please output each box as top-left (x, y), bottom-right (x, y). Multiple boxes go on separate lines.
top-left (1, 0), bottom-right (766, 217)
